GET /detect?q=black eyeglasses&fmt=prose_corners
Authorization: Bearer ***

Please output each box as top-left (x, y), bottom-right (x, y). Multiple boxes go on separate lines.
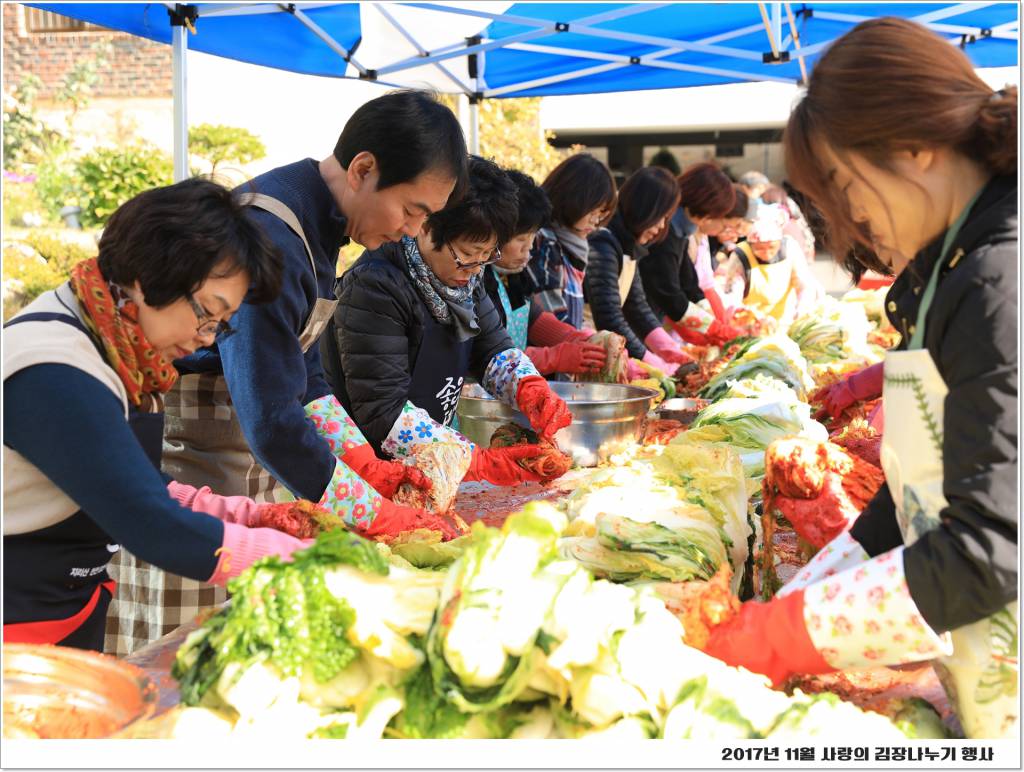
top-left (186, 293), bottom-right (234, 338)
top-left (447, 242), bottom-right (502, 270)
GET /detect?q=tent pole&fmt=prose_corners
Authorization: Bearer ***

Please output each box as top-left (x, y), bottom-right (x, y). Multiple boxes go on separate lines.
top-left (469, 98), bottom-right (480, 155)
top-left (171, 20), bottom-right (188, 182)
top-left (770, 3), bottom-right (783, 53)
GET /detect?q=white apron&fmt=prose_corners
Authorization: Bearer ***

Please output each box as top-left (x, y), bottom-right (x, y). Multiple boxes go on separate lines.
top-left (880, 198), bottom-right (1018, 738)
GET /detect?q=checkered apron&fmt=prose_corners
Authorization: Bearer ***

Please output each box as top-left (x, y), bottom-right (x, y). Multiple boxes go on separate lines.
top-left (103, 194), bottom-right (338, 657)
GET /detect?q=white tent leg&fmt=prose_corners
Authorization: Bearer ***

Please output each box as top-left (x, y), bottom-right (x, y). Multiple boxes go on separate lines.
top-left (469, 99), bottom-right (480, 155)
top-left (172, 22), bottom-right (189, 182)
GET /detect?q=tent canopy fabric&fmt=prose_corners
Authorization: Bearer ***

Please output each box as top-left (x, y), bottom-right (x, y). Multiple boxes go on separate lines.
top-left (30, 2), bottom-right (1020, 97)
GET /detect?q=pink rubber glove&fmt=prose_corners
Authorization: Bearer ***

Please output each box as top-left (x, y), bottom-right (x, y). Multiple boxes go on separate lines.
top-left (206, 522), bottom-right (313, 585)
top-left (167, 481), bottom-right (261, 526)
top-left (643, 327), bottom-right (692, 364)
top-left (818, 362), bottom-right (884, 419)
top-left (626, 358), bottom-right (649, 380)
top-left (642, 348), bottom-right (675, 374)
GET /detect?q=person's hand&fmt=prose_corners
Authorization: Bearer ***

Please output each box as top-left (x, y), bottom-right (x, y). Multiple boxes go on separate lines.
top-left (705, 318), bottom-right (743, 347)
top-left (626, 358), bottom-right (649, 381)
top-left (702, 590), bottom-right (834, 686)
top-left (813, 363), bottom-right (885, 421)
top-left (516, 376), bottom-right (572, 441)
top-left (815, 380), bottom-right (859, 420)
top-left (464, 445), bottom-right (551, 486)
top-left (526, 341), bottom-right (606, 375)
top-left (253, 500), bottom-right (335, 539)
top-left (643, 327), bottom-right (691, 364)
top-left (641, 348), bottom-right (676, 374)
top-left (359, 498), bottom-right (462, 542)
top-left (340, 443), bottom-right (433, 500)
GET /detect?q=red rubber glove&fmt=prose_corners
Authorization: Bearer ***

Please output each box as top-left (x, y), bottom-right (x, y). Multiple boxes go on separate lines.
top-left (705, 318), bottom-right (743, 346)
top-left (702, 589), bottom-right (835, 686)
top-left (526, 341), bottom-right (606, 375)
top-left (463, 444), bottom-right (548, 486)
top-left (340, 443), bottom-right (433, 500)
top-left (815, 362), bottom-right (885, 420)
top-left (516, 376), bottom-right (572, 441)
top-left (702, 286), bottom-right (729, 322)
top-left (529, 311), bottom-right (587, 346)
top-left (358, 497), bottom-right (462, 542)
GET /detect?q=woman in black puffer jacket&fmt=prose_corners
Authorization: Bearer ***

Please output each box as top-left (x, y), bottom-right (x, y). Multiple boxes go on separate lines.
top-left (584, 166), bottom-right (687, 374)
top-left (321, 157), bottom-right (572, 489)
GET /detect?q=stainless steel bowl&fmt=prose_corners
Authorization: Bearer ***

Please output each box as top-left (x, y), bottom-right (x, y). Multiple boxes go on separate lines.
top-left (656, 397), bottom-right (709, 426)
top-left (457, 381), bottom-right (659, 467)
top-left (3, 643), bottom-right (158, 739)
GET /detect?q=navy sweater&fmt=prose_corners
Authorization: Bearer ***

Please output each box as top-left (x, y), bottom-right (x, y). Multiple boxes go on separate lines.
top-left (4, 364), bottom-right (222, 580)
top-left (176, 159), bottom-right (348, 501)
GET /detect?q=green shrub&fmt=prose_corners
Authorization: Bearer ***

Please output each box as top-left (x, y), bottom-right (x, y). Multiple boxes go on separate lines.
top-left (2, 76), bottom-right (64, 173)
top-left (22, 228), bottom-right (97, 275)
top-left (3, 180), bottom-right (54, 227)
top-left (34, 138), bottom-right (80, 220)
top-left (189, 123), bottom-right (266, 175)
top-left (2, 230), bottom-right (98, 320)
top-left (73, 144), bottom-right (173, 226)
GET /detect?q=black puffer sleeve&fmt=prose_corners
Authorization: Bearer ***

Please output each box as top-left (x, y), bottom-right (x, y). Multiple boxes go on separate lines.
top-left (584, 230), bottom-right (648, 360)
top-left (639, 225), bottom-right (691, 321)
top-left (331, 255), bottom-right (420, 452)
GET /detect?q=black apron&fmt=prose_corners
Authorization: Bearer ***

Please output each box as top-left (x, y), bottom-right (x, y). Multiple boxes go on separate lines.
top-left (2, 312), bottom-right (164, 650)
top-left (407, 301), bottom-right (473, 428)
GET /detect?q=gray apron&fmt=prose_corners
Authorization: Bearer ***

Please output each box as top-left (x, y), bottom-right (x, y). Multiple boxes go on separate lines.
top-left (105, 193), bottom-right (339, 656)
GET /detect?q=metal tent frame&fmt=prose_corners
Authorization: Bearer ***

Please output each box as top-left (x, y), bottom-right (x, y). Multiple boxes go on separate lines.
top-left (31, 1), bottom-right (1020, 180)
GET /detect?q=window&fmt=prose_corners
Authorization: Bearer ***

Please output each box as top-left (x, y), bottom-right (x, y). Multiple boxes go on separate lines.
top-left (24, 8), bottom-right (99, 33)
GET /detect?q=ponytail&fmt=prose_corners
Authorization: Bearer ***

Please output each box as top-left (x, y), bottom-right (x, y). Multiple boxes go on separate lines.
top-left (973, 86), bottom-right (1018, 175)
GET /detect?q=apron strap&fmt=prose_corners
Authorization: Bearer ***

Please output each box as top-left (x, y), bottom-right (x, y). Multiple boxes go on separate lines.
top-left (908, 188), bottom-right (984, 350)
top-left (237, 192), bottom-right (317, 282)
top-left (618, 256), bottom-right (638, 308)
top-left (494, 273), bottom-right (515, 325)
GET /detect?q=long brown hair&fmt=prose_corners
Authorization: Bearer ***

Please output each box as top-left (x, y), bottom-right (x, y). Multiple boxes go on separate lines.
top-left (618, 166), bottom-right (681, 243)
top-left (785, 17), bottom-right (1017, 277)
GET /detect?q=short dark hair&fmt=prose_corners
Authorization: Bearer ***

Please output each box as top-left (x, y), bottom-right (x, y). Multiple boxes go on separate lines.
top-left (504, 169), bottom-right (551, 237)
top-left (334, 90), bottom-right (468, 204)
top-left (677, 162), bottom-right (736, 219)
top-left (727, 185), bottom-right (749, 219)
top-left (97, 177), bottom-right (283, 308)
top-left (425, 156), bottom-right (518, 250)
top-left (541, 153), bottom-right (617, 229)
top-left (618, 166), bottom-right (680, 240)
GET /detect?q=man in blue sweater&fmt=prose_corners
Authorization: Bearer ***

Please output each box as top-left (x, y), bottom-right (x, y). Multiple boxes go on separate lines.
top-left (163, 90), bottom-right (468, 537)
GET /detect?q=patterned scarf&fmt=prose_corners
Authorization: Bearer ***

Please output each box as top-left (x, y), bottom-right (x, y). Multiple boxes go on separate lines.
top-left (68, 258), bottom-right (178, 411)
top-left (402, 236), bottom-right (481, 342)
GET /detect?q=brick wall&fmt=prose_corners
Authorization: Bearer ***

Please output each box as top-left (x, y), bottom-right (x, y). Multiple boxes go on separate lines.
top-left (2, 3), bottom-right (172, 100)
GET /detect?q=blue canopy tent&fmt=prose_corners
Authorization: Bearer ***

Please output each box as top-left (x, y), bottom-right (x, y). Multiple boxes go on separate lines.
top-left (30, 2), bottom-right (1020, 178)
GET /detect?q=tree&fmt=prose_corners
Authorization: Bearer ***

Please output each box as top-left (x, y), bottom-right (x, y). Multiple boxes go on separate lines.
top-left (188, 124), bottom-right (267, 175)
top-left (476, 97), bottom-right (569, 184)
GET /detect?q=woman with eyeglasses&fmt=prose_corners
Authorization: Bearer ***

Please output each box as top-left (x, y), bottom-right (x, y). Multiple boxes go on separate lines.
top-left (324, 156), bottom-right (572, 489)
top-left (483, 169), bottom-right (606, 378)
top-left (2, 179), bottom-right (322, 651)
top-left (519, 153), bottom-right (618, 331)
top-left (638, 164), bottom-right (744, 348)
